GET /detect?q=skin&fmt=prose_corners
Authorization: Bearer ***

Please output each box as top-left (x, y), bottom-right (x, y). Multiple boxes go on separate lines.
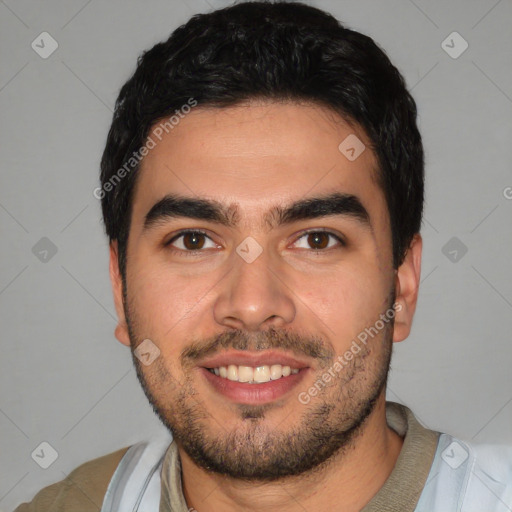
top-left (109, 100), bottom-right (422, 511)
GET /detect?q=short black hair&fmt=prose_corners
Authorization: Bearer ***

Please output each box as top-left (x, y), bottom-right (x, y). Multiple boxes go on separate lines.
top-left (99, 0), bottom-right (424, 277)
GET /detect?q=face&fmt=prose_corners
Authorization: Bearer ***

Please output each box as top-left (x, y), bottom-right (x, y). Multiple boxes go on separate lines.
top-left (110, 101), bottom-right (420, 480)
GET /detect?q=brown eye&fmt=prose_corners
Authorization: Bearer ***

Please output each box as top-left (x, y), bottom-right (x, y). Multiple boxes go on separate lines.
top-left (307, 232), bottom-right (330, 249)
top-left (292, 230), bottom-right (345, 251)
top-left (167, 230), bottom-right (217, 253)
top-left (181, 232), bottom-right (206, 250)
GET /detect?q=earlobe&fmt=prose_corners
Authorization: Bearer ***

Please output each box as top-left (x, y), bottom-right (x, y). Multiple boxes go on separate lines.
top-left (392, 234), bottom-right (422, 343)
top-left (109, 241), bottom-right (131, 347)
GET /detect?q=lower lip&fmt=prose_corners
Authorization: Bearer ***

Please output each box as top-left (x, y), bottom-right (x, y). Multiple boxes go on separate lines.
top-left (200, 367), bottom-right (308, 404)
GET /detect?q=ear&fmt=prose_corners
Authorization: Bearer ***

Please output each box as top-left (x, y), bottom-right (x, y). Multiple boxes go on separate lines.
top-left (109, 241), bottom-right (131, 347)
top-left (393, 233), bottom-right (422, 343)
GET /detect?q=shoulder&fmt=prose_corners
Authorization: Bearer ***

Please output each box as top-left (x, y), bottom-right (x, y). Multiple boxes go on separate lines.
top-left (467, 442), bottom-right (512, 497)
top-left (450, 438), bottom-right (512, 489)
top-left (418, 434), bottom-right (512, 511)
top-left (458, 440), bottom-right (512, 511)
top-left (13, 445), bottom-right (132, 512)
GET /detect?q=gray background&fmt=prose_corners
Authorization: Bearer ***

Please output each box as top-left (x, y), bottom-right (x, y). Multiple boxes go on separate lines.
top-left (1, 0), bottom-right (511, 509)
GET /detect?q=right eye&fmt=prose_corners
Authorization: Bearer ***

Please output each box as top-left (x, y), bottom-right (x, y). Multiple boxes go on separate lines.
top-left (165, 230), bottom-right (219, 254)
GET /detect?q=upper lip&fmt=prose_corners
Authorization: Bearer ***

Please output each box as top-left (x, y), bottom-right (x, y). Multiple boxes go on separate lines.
top-left (197, 350), bottom-right (311, 370)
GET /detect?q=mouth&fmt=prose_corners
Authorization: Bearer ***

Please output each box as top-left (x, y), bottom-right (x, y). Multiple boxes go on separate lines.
top-left (207, 364), bottom-right (299, 383)
top-left (197, 351), bottom-right (310, 405)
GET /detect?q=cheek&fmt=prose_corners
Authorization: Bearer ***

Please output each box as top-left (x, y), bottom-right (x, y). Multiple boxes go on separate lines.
top-left (126, 256), bottom-right (216, 341)
top-left (301, 263), bottom-right (389, 346)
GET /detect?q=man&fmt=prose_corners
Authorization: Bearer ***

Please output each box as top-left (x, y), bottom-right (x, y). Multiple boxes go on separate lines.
top-left (15, 1), bottom-right (512, 511)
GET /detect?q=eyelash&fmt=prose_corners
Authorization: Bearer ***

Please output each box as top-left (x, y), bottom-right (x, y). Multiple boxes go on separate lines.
top-left (164, 229), bottom-right (346, 257)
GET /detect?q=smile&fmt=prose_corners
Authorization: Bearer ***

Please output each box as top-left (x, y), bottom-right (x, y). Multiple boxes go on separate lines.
top-left (198, 350), bottom-right (311, 404)
top-left (207, 364), bottom-right (300, 383)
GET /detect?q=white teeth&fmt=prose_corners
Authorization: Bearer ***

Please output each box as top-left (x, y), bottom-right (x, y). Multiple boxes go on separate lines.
top-left (238, 366), bottom-right (253, 382)
top-left (270, 364), bottom-right (282, 380)
top-left (253, 365), bottom-right (270, 383)
top-left (227, 364), bottom-right (238, 381)
top-left (209, 364), bottom-right (300, 383)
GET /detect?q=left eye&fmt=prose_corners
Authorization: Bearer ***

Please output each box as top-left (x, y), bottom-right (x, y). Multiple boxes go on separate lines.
top-left (292, 231), bottom-right (345, 250)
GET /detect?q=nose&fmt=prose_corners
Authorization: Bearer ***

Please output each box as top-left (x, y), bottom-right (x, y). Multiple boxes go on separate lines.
top-left (213, 243), bottom-right (296, 332)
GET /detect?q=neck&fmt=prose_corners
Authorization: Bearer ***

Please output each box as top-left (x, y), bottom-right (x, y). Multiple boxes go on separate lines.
top-left (179, 395), bottom-right (403, 512)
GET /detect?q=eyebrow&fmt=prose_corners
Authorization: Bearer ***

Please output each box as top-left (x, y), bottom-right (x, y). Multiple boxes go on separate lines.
top-left (143, 192), bottom-right (371, 233)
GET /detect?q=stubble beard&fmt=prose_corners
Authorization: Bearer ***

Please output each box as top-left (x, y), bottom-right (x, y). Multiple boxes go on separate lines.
top-left (124, 291), bottom-right (394, 481)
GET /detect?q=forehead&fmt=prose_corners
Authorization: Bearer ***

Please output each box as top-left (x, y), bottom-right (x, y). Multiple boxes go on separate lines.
top-left (131, 101), bottom-right (385, 229)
